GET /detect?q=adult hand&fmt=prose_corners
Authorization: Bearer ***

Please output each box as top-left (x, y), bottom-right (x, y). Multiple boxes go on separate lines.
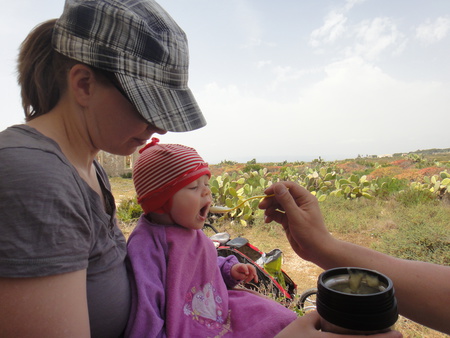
top-left (275, 311), bottom-right (402, 338)
top-left (259, 181), bottom-right (332, 263)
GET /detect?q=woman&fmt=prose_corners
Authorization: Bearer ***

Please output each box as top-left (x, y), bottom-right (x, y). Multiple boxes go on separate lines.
top-left (0, 0), bottom-right (205, 336)
top-left (0, 0), bottom-right (408, 336)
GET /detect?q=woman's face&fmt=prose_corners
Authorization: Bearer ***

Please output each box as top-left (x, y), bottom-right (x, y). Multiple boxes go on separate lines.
top-left (87, 77), bottom-right (167, 156)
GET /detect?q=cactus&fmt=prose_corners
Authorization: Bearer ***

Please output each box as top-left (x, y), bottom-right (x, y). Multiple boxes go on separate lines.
top-left (424, 171), bottom-right (450, 199)
top-left (209, 166), bottom-right (447, 225)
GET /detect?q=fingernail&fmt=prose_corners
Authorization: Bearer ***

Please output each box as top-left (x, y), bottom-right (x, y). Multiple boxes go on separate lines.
top-left (276, 184), bottom-right (287, 194)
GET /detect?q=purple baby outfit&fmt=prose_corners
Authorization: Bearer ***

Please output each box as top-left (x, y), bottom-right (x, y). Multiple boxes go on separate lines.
top-left (125, 216), bottom-right (297, 337)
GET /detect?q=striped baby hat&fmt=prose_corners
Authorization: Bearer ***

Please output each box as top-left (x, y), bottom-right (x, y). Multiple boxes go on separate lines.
top-left (133, 138), bottom-right (210, 214)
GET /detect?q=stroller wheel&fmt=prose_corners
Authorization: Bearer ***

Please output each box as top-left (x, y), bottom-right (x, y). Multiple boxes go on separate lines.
top-left (298, 288), bottom-right (317, 312)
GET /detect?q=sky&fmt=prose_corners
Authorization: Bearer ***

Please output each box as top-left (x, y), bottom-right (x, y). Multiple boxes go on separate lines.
top-left (1, 0), bottom-right (449, 164)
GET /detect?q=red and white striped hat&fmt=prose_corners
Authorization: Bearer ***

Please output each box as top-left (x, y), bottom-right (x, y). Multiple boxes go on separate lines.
top-left (133, 138), bottom-right (210, 214)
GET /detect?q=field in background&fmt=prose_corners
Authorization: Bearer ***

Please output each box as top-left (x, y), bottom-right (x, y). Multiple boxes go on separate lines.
top-left (111, 151), bottom-right (450, 337)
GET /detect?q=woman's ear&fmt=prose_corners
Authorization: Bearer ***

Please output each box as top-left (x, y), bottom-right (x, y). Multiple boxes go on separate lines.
top-left (68, 64), bottom-right (96, 107)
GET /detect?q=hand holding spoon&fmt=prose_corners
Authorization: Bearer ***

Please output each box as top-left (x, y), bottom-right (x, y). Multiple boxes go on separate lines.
top-left (209, 194), bottom-right (275, 214)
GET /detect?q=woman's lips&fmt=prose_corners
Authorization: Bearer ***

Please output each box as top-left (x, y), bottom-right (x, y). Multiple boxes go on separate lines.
top-left (133, 138), bottom-right (148, 146)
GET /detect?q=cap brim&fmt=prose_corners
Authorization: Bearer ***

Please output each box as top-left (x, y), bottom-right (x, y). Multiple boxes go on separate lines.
top-left (116, 73), bottom-right (206, 132)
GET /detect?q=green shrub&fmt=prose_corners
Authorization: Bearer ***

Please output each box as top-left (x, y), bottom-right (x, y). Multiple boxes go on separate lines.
top-left (372, 177), bottom-right (409, 199)
top-left (219, 160), bottom-right (237, 166)
top-left (375, 203), bottom-right (450, 265)
top-left (395, 187), bottom-right (437, 207)
top-left (320, 197), bottom-right (383, 233)
top-left (352, 168), bottom-right (375, 176)
top-left (243, 163), bottom-right (264, 173)
top-left (117, 197), bottom-right (143, 222)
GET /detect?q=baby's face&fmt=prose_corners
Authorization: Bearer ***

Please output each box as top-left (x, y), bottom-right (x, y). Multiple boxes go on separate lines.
top-left (170, 175), bottom-right (212, 230)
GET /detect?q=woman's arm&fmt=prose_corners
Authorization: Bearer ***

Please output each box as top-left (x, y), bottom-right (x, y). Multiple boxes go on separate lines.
top-left (0, 270), bottom-right (90, 337)
top-left (261, 182), bottom-right (450, 334)
top-left (320, 239), bottom-right (450, 334)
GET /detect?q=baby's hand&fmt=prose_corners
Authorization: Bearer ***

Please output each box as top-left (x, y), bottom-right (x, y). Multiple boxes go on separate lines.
top-left (231, 263), bottom-right (258, 283)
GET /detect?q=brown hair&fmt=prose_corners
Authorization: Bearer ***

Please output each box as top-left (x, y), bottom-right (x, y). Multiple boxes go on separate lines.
top-left (17, 19), bottom-right (77, 120)
top-left (17, 19), bottom-right (116, 120)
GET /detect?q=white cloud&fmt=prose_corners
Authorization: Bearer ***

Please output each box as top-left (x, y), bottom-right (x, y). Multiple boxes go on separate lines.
top-left (309, 0), bottom-right (367, 47)
top-left (292, 57), bottom-right (449, 156)
top-left (162, 56), bottom-right (450, 163)
top-left (350, 17), bottom-right (406, 60)
top-left (2, 1), bottom-right (449, 163)
top-left (310, 11), bottom-right (348, 47)
top-left (161, 81), bottom-right (307, 163)
top-left (310, 1), bottom-right (406, 61)
top-left (310, 5), bottom-right (407, 61)
top-left (267, 65), bottom-right (320, 92)
top-left (256, 60), bottom-right (272, 69)
top-left (415, 16), bottom-right (450, 44)
top-left (343, 0), bottom-right (367, 12)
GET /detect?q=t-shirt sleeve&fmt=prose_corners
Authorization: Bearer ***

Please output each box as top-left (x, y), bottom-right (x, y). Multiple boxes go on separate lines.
top-left (0, 147), bottom-right (92, 277)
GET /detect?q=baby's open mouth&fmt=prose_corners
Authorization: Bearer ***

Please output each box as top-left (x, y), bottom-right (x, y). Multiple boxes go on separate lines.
top-left (199, 203), bottom-right (210, 218)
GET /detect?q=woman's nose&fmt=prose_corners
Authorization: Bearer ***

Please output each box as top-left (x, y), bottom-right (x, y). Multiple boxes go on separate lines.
top-left (147, 124), bottom-right (167, 135)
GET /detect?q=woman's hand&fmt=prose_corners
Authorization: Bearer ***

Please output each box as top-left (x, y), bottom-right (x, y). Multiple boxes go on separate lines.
top-left (275, 311), bottom-right (402, 338)
top-left (259, 181), bottom-right (333, 263)
top-left (231, 263), bottom-right (258, 283)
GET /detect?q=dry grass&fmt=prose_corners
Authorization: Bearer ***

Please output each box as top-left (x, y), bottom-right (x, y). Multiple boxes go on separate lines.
top-left (110, 177), bottom-right (136, 205)
top-left (111, 177), bottom-right (448, 338)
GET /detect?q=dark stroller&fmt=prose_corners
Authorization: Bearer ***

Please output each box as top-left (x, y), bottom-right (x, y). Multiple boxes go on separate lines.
top-left (204, 223), bottom-right (316, 311)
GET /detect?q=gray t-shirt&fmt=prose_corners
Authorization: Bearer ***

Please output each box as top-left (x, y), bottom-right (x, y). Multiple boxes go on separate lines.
top-left (0, 125), bottom-right (130, 337)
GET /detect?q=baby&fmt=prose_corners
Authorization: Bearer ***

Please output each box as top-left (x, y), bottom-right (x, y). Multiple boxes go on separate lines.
top-left (125, 138), bottom-right (297, 337)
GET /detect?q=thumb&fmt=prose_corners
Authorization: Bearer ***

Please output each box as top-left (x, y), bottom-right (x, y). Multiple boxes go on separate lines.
top-left (273, 183), bottom-right (299, 214)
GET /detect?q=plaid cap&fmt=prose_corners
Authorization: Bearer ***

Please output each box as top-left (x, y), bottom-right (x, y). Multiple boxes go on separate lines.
top-left (52, 0), bottom-right (206, 132)
top-left (133, 138), bottom-right (210, 214)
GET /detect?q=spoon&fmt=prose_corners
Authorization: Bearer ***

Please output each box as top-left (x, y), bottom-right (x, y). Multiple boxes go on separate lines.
top-left (209, 194), bottom-right (275, 213)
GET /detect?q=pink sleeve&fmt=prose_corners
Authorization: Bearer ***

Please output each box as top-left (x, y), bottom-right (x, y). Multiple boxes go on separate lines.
top-left (217, 255), bottom-right (240, 288)
top-left (125, 220), bottom-right (168, 338)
